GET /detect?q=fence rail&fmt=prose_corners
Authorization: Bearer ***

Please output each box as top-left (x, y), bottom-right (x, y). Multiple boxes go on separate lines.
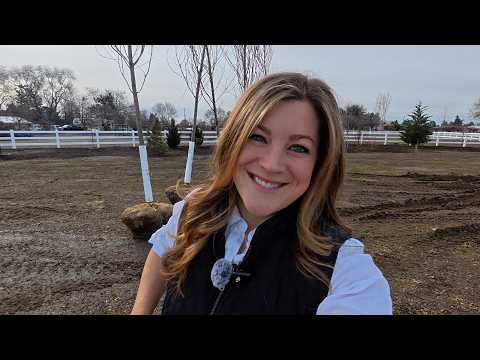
top-left (1, 129), bottom-right (480, 149)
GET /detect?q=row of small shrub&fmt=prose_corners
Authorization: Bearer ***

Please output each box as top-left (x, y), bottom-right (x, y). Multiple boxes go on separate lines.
top-left (147, 119), bottom-right (204, 156)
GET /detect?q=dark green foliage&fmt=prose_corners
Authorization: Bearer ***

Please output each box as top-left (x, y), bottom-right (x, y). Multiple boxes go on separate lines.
top-left (147, 119), bottom-right (168, 155)
top-left (342, 104), bottom-right (380, 130)
top-left (453, 115), bottom-right (463, 126)
top-left (400, 103), bottom-right (434, 149)
top-left (167, 118), bottom-right (181, 149)
top-left (195, 126), bottom-right (204, 146)
top-left (102, 121), bottom-right (111, 131)
top-left (391, 120), bottom-right (402, 131)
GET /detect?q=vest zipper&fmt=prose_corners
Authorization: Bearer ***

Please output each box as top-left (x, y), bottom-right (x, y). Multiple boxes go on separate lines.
top-left (209, 267), bottom-right (251, 315)
top-left (209, 290), bottom-right (224, 315)
top-left (209, 230), bottom-right (255, 315)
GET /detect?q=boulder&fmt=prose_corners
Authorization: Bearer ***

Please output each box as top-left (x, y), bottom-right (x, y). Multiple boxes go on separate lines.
top-left (165, 184), bottom-right (194, 205)
top-left (121, 202), bottom-right (173, 241)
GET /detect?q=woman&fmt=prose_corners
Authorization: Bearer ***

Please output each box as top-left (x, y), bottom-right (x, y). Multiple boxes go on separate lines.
top-left (131, 72), bottom-right (392, 315)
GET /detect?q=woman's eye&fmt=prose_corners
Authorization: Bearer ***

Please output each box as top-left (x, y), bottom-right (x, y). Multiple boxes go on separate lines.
top-left (289, 144), bottom-right (310, 154)
top-left (249, 134), bottom-right (266, 143)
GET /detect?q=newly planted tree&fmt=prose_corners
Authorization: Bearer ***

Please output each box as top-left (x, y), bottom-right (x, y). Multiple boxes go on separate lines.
top-left (171, 45), bottom-right (207, 183)
top-left (200, 46), bottom-right (232, 136)
top-left (98, 45), bottom-right (155, 202)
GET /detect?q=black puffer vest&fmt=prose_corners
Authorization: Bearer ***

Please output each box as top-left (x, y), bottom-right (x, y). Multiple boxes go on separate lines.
top-left (162, 200), bottom-right (351, 315)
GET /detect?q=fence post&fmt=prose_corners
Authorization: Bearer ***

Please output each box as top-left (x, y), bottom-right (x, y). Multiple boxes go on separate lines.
top-left (55, 128), bottom-right (61, 148)
top-left (384, 132), bottom-right (388, 145)
top-left (435, 133), bottom-right (439, 147)
top-left (131, 129), bottom-right (136, 147)
top-left (360, 131), bottom-right (364, 145)
top-left (95, 129), bottom-right (100, 148)
top-left (9, 129), bottom-right (16, 149)
top-left (462, 135), bottom-right (467, 148)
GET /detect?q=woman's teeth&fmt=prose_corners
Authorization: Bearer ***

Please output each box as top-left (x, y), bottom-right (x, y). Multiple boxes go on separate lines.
top-left (253, 175), bottom-right (281, 189)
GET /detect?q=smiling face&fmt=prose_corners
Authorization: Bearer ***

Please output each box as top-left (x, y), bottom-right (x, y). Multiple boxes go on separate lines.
top-left (233, 100), bottom-right (319, 229)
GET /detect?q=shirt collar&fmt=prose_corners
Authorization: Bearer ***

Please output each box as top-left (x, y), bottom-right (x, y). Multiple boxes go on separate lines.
top-left (227, 206), bottom-right (248, 231)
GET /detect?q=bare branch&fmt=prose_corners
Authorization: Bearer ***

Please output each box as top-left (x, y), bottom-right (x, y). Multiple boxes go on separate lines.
top-left (137, 46), bottom-right (153, 93)
top-left (109, 45), bottom-right (129, 65)
top-left (133, 45), bottom-right (146, 66)
top-left (117, 59), bottom-right (133, 93)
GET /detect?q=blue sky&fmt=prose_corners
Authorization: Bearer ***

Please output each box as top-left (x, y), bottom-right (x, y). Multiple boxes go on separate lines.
top-left (1, 45), bottom-right (479, 124)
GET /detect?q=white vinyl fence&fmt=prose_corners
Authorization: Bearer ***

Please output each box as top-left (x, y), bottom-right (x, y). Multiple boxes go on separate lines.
top-left (1, 129), bottom-right (480, 150)
top-left (0, 129), bottom-right (217, 149)
top-left (344, 130), bottom-right (480, 147)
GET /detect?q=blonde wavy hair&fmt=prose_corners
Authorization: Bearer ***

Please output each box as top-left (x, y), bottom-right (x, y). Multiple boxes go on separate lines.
top-left (161, 72), bottom-right (350, 295)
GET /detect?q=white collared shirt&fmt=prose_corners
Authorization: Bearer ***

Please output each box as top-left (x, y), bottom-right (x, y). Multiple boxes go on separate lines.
top-left (149, 200), bottom-right (393, 315)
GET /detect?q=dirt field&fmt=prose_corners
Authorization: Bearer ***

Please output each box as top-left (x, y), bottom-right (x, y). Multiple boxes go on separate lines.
top-left (1, 145), bottom-right (479, 314)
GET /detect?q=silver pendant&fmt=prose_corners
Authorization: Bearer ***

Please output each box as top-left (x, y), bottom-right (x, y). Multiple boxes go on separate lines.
top-left (211, 258), bottom-right (234, 291)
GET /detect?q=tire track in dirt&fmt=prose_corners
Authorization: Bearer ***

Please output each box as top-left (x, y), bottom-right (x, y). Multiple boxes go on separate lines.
top-left (341, 192), bottom-right (478, 217)
top-left (341, 172), bottom-right (480, 222)
top-left (0, 258), bottom-right (145, 313)
top-left (427, 223), bottom-right (480, 244)
top-left (0, 204), bottom-right (84, 221)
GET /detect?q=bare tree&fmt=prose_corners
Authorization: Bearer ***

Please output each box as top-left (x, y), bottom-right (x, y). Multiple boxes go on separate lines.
top-left (442, 106), bottom-right (449, 125)
top-left (205, 108), bottom-right (227, 129)
top-left (170, 45), bottom-right (207, 184)
top-left (375, 93), bottom-right (391, 130)
top-left (153, 101), bottom-right (177, 126)
top-left (172, 45), bottom-right (207, 140)
top-left (200, 45), bottom-right (232, 136)
top-left (471, 99), bottom-right (480, 123)
top-left (10, 65), bottom-right (46, 122)
top-left (257, 45), bottom-right (273, 76)
top-left (98, 45), bottom-right (155, 202)
top-left (42, 66), bottom-right (76, 124)
top-left (225, 45), bottom-right (273, 95)
top-left (59, 91), bottom-right (80, 124)
top-left (0, 66), bottom-right (13, 110)
top-left (101, 45), bottom-right (153, 145)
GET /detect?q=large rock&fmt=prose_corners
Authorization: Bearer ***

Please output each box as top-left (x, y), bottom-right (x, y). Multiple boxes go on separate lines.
top-left (165, 184), bottom-right (194, 205)
top-left (121, 202), bottom-right (173, 241)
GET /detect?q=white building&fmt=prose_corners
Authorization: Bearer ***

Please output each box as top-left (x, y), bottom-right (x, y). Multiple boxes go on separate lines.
top-left (0, 116), bottom-right (35, 129)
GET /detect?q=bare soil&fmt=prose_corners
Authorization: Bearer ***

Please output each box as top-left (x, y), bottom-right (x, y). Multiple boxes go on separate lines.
top-left (1, 145), bottom-right (479, 314)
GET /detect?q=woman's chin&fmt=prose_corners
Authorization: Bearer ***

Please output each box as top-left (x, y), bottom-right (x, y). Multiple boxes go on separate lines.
top-left (242, 203), bottom-right (275, 221)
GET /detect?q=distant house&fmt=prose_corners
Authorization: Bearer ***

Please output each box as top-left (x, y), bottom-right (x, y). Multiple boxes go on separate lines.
top-left (0, 116), bottom-right (35, 130)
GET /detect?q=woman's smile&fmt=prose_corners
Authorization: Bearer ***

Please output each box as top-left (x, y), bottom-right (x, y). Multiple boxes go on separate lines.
top-left (248, 172), bottom-right (288, 191)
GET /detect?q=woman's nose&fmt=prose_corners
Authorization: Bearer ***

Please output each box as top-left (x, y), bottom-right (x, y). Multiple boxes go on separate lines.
top-left (258, 146), bottom-right (285, 173)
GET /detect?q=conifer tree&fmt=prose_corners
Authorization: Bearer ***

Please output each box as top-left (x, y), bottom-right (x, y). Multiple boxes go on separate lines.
top-left (167, 118), bottom-right (181, 149)
top-left (147, 119), bottom-right (168, 155)
top-left (400, 103), bottom-right (434, 150)
top-left (195, 126), bottom-right (204, 146)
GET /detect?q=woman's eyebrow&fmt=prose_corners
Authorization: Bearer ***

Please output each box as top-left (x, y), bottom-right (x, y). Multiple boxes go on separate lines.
top-left (258, 124), bottom-right (316, 144)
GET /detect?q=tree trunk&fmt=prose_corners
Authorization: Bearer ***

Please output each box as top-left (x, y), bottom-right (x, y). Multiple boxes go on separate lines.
top-left (191, 45), bottom-right (207, 144)
top-left (242, 45), bottom-right (247, 92)
top-left (128, 45), bottom-right (144, 145)
top-left (205, 46), bottom-right (219, 136)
